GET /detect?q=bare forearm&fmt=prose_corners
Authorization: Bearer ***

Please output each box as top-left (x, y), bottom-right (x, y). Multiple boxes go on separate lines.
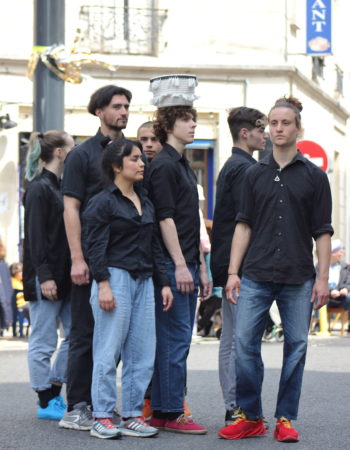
top-left (315, 233), bottom-right (331, 281)
top-left (228, 223), bottom-right (252, 275)
top-left (64, 199), bottom-right (84, 261)
top-left (159, 218), bottom-right (186, 266)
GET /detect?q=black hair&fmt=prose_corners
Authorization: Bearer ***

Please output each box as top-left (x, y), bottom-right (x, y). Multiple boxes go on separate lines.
top-left (101, 138), bottom-right (142, 184)
top-left (88, 85), bottom-right (132, 116)
top-left (227, 107), bottom-right (267, 141)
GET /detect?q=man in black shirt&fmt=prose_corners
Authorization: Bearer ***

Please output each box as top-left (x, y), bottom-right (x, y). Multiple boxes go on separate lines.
top-left (210, 107), bottom-right (267, 427)
top-left (147, 74), bottom-right (211, 434)
top-left (59, 85), bottom-right (132, 430)
top-left (219, 96), bottom-right (333, 443)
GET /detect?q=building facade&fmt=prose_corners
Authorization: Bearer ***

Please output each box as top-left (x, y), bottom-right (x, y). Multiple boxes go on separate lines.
top-left (0, 0), bottom-right (349, 262)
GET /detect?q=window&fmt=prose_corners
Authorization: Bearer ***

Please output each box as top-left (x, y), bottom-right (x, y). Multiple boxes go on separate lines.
top-left (312, 57), bottom-right (325, 81)
top-left (79, 2), bottom-right (167, 55)
top-left (335, 65), bottom-right (344, 95)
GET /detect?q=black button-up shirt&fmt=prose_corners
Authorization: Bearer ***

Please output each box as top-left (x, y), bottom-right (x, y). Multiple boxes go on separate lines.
top-left (146, 143), bottom-right (200, 264)
top-left (23, 169), bottom-right (71, 301)
top-left (211, 147), bottom-right (256, 287)
top-left (237, 151), bottom-right (333, 284)
top-left (83, 184), bottom-right (169, 287)
top-left (62, 129), bottom-right (105, 212)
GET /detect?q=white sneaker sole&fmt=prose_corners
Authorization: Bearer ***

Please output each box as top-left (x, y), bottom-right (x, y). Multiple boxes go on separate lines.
top-left (119, 428), bottom-right (158, 438)
top-left (58, 419), bottom-right (92, 431)
top-left (90, 429), bottom-right (122, 439)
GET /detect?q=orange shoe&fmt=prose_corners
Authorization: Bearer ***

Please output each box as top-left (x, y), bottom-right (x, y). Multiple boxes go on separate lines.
top-left (218, 413), bottom-right (266, 440)
top-left (274, 417), bottom-right (299, 442)
top-left (183, 400), bottom-right (192, 418)
top-left (142, 398), bottom-right (153, 421)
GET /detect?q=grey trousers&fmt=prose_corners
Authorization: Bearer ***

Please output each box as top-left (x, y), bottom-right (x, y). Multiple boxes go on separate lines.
top-left (218, 289), bottom-right (237, 410)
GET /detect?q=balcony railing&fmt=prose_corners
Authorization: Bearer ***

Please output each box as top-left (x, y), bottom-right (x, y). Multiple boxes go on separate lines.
top-left (79, 5), bottom-right (168, 56)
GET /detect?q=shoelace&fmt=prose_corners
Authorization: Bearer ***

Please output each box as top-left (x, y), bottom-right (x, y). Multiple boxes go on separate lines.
top-left (278, 417), bottom-right (293, 428)
top-left (99, 418), bottom-right (114, 429)
top-left (177, 413), bottom-right (193, 424)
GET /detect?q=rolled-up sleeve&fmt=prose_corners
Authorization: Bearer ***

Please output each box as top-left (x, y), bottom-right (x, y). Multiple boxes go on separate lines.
top-left (235, 171), bottom-right (255, 226)
top-left (62, 149), bottom-right (87, 202)
top-left (311, 170), bottom-right (334, 239)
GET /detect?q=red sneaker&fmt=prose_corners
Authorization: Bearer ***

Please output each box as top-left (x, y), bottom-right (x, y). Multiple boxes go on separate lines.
top-left (142, 398), bottom-right (153, 421)
top-left (218, 413), bottom-right (267, 440)
top-left (274, 417), bottom-right (299, 442)
top-left (149, 416), bottom-right (167, 430)
top-left (164, 414), bottom-right (207, 434)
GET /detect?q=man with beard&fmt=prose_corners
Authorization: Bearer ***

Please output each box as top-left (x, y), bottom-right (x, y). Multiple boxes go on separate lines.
top-left (59, 85), bottom-right (132, 430)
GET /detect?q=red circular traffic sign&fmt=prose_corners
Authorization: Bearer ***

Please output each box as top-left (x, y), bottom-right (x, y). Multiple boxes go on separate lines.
top-left (297, 140), bottom-right (328, 172)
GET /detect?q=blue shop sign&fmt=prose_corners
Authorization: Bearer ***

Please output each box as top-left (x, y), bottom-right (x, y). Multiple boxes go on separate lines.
top-left (306, 0), bottom-right (332, 55)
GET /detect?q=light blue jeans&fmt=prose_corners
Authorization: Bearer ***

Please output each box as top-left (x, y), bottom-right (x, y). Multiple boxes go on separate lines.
top-left (236, 276), bottom-right (314, 421)
top-left (90, 268), bottom-right (155, 418)
top-left (27, 281), bottom-right (71, 391)
top-left (218, 289), bottom-right (237, 410)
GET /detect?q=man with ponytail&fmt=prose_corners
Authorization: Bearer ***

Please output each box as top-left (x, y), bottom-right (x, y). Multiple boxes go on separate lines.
top-left (23, 130), bottom-right (74, 420)
top-left (219, 96), bottom-right (333, 443)
top-left (60, 85), bottom-right (132, 431)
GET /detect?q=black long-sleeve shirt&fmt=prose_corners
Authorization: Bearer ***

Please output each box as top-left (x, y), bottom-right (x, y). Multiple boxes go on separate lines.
top-left (83, 184), bottom-right (169, 287)
top-left (237, 151), bottom-right (333, 284)
top-left (146, 143), bottom-right (200, 264)
top-left (23, 169), bottom-right (71, 301)
top-left (211, 147), bottom-right (256, 286)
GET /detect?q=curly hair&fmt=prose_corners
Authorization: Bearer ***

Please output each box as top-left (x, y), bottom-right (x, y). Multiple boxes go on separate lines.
top-left (269, 96), bottom-right (303, 128)
top-left (153, 106), bottom-right (197, 145)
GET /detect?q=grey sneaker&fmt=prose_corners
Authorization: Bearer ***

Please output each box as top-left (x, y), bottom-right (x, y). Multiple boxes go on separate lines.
top-left (58, 402), bottom-right (93, 431)
top-left (90, 418), bottom-right (122, 439)
top-left (119, 416), bottom-right (158, 437)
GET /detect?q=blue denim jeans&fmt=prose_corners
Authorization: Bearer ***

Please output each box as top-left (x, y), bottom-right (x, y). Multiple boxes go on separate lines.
top-left (236, 276), bottom-right (314, 421)
top-left (27, 281), bottom-right (71, 391)
top-left (219, 289), bottom-right (237, 410)
top-left (151, 259), bottom-right (198, 412)
top-left (90, 268), bottom-right (155, 418)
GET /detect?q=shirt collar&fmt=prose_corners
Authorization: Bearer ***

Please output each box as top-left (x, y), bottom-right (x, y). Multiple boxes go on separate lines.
top-left (259, 150), bottom-right (307, 168)
top-left (162, 143), bottom-right (183, 161)
top-left (41, 168), bottom-right (60, 187)
top-left (232, 147), bottom-right (256, 163)
top-left (106, 182), bottom-right (146, 199)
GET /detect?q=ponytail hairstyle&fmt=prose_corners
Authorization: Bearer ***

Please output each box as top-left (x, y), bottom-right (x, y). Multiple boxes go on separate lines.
top-left (25, 130), bottom-right (69, 181)
top-left (268, 96), bottom-right (303, 128)
top-left (101, 138), bottom-right (142, 185)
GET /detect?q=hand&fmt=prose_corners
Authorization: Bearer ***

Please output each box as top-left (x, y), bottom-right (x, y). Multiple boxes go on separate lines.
top-left (175, 264), bottom-right (194, 294)
top-left (339, 288), bottom-right (348, 296)
top-left (311, 278), bottom-right (329, 310)
top-left (199, 269), bottom-right (212, 301)
top-left (41, 279), bottom-right (58, 301)
top-left (225, 274), bottom-right (240, 304)
top-left (71, 258), bottom-right (90, 285)
top-left (330, 289), bottom-right (340, 298)
top-left (161, 286), bottom-right (173, 311)
top-left (98, 282), bottom-right (116, 312)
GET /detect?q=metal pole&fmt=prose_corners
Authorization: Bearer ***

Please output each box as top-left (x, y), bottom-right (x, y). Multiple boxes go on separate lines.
top-left (33, 0), bottom-right (65, 131)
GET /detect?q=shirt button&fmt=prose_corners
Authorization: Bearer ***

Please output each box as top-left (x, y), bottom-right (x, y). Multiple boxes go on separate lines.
top-left (280, 184), bottom-right (284, 187)
top-left (278, 232), bottom-right (282, 236)
top-left (278, 215), bottom-right (282, 219)
top-left (277, 248), bottom-right (281, 252)
top-left (279, 199), bottom-right (283, 203)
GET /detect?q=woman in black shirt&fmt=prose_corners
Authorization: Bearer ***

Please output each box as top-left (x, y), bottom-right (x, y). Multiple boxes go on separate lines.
top-left (24, 130), bottom-right (74, 420)
top-left (84, 138), bottom-right (172, 440)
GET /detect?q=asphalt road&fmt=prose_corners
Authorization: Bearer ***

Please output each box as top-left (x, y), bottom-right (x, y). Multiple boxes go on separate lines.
top-left (0, 334), bottom-right (349, 450)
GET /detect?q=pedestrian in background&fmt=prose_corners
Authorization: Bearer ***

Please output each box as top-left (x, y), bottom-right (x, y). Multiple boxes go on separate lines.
top-left (137, 121), bottom-right (162, 162)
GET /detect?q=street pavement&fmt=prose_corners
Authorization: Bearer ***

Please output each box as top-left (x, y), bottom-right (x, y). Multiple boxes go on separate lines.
top-left (0, 334), bottom-right (349, 450)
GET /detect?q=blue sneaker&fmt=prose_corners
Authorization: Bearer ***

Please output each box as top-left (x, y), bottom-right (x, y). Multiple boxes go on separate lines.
top-left (54, 395), bottom-right (67, 410)
top-left (37, 397), bottom-right (65, 420)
